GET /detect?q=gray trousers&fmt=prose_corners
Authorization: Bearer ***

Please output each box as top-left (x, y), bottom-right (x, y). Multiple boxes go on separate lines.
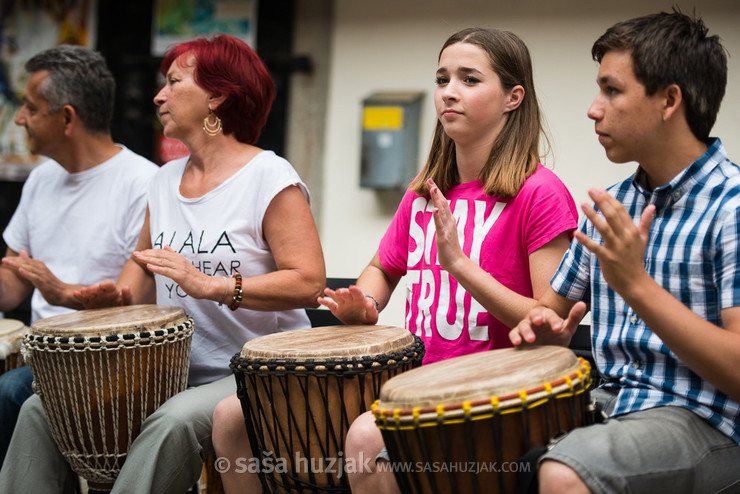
top-left (0, 375), bottom-right (236, 494)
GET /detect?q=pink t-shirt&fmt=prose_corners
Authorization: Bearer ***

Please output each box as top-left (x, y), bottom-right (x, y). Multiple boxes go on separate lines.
top-left (379, 165), bottom-right (578, 364)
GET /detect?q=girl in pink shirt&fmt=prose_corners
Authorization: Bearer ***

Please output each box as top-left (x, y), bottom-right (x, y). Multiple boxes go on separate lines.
top-left (318, 27), bottom-right (577, 493)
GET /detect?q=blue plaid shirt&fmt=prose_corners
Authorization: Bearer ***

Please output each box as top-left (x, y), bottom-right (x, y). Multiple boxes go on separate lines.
top-left (552, 138), bottom-right (740, 443)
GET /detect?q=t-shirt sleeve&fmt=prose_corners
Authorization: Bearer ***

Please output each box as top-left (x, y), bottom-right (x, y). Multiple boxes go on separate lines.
top-left (551, 215), bottom-right (592, 302)
top-left (520, 168), bottom-right (579, 255)
top-left (251, 154), bottom-right (310, 249)
top-left (257, 156), bottom-right (310, 217)
top-left (2, 168), bottom-right (40, 254)
top-left (122, 159), bottom-right (158, 254)
top-left (378, 189), bottom-right (418, 277)
top-left (715, 204), bottom-right (740, 310)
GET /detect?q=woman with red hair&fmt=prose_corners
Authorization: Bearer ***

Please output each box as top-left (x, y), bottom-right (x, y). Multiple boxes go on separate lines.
top-left (0, 34), bottom-right (325, 493)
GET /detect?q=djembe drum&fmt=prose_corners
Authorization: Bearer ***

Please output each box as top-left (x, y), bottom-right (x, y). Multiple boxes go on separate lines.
top-left (231, 325), bottom-right (425, 493)
top-left (22, 305), bottom-right (194, 492)
top-left (372, 345), bottom-right (591, 494)
top-left (0, 318), bottom-right (28, 375)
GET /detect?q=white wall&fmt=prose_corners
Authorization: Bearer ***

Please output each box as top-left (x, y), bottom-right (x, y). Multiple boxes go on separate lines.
top-left (315, 0), bottom-right (740, 327)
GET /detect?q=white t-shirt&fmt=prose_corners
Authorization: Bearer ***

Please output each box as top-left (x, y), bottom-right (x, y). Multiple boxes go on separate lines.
top-left (148, 151), bottom-right (311, 386)
top-left (3, 146), bottom-right (157, 323)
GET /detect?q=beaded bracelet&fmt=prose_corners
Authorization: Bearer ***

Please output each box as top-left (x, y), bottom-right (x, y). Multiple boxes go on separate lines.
top-left (229, 272), bottom-right (243, 311)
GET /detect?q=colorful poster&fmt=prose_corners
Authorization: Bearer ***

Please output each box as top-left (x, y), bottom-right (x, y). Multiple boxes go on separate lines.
top-left (151, 0), bottom-right (256, 56)
top-left (0, 0), bottom-right (96, 179)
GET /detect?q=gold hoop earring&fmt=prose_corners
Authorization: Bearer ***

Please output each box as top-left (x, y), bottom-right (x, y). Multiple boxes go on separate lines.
top-left (203, 111), bottom-right (222, 136)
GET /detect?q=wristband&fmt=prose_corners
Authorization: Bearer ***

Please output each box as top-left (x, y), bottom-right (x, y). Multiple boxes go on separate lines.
top-left (364, 293), bottom-right (380, 313)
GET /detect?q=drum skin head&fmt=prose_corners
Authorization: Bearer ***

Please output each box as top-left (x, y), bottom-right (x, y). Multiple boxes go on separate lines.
top-left (30, 305), bottom-right (188, 337)
top-left (240, 324), bottom-right (415, 359)
top-left (0, 319), bottom-right (27, 340)
top-left (377, 345), bottom-right (581, 409)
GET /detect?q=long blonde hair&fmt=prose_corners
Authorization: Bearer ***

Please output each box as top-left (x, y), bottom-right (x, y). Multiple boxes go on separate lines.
top-left (410, 28), bottom-right (548, 198)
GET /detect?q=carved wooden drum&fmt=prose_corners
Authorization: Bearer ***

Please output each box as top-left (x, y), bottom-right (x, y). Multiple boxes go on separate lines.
top-left (22, 305), bottom-right (194, 492)
top-left (372, 345), bottom-right (591, 494)
top-left (231, 325), bottom-right (425, 493)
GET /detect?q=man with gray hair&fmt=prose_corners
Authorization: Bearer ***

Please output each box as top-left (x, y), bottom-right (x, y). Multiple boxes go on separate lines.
top-left (0, 45), bottom-right (156, 473)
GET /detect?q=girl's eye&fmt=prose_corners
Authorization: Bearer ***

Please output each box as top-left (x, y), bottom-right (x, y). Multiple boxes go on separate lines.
top-left (464, 76), bottom-right (480, 84)
top-left (435, 77), bottom-right (449, 85)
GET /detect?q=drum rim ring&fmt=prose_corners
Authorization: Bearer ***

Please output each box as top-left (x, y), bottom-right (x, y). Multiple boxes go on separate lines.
top-left (229, 334), bottom-right (425, 377)
top-left (22, 318), bottom-right (194, 353)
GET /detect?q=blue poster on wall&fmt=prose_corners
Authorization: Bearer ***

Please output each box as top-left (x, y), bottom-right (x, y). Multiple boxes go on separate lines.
top-left (151, 0), bottom-right (256, 56)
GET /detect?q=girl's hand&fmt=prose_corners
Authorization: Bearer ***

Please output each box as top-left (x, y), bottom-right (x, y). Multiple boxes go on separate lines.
top-left (317, 285), bottom-right (379, 325)
top-left (428, 179), bottom-right (465, 273)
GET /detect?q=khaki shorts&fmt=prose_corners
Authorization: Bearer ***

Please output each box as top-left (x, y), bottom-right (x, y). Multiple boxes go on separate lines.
top-left (541, 390), bottom-right (740, 493)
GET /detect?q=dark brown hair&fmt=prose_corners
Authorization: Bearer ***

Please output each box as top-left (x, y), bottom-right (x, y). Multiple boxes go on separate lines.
top-left (592, 9), bottom-right (727, 140)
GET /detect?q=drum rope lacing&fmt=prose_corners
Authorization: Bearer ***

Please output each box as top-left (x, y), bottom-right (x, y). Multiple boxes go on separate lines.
top-left (230, 335), bottom-right (425, 493)
top-left (21, 318), bottom-right (194, 487)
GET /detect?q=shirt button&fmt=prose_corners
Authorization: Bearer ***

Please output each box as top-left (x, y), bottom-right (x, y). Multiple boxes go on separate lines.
top-left (672, 191), bottom-right (681, 200)
top-left (630, 315), bottom-right (638, 324)
top-left (631, 361), bottom-right (640, 369)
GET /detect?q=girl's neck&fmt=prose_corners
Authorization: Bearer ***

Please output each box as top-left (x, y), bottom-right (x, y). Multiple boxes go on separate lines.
top-left (455, 142), bottom-right (491, 183)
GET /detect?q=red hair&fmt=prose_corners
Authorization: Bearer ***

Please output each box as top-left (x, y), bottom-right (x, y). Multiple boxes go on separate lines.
top-left (160, 34), bottom-right (276, 144)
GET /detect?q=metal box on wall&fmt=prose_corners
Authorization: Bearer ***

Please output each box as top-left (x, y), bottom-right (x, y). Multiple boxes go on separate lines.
top-left (360, 92), bottom-right (424, 190)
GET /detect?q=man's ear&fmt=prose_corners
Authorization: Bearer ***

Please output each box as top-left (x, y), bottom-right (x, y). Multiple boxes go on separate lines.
top-left (61, 105), bottom-right (76, 134)
top-left (662, 84), bottom-right (683, 122)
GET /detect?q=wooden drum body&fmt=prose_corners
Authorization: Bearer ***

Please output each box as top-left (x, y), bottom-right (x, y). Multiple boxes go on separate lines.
top-left (372, 346), bottom-right (591, 494)
top-left (230, 325), bottom-right (425, 493)
top-left (0, 318), bottom-right (28, 375)
top-left (22, 305), bottom-right (194, 491)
